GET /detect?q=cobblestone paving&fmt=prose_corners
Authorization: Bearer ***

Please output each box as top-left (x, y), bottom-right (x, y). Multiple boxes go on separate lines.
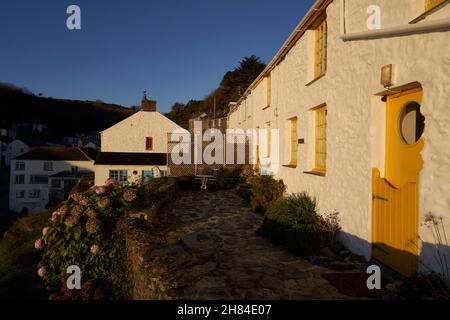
top-left (145, 189), bottom-right (367, 299)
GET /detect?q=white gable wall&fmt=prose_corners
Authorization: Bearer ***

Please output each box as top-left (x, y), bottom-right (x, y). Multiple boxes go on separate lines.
top-left (100, 111), bottom-right (186, 153)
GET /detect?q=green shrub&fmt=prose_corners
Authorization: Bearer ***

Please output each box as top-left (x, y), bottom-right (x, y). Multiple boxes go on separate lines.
top-left (0, 212), bottom-right (50, 298)
top-left (396, 273), bottom-right (450, 299)
top-left (248, 175), bottom-right (285, 213)
top-left (236, 183), bottom-right (252, 202)
top-left (36, 182), bottom-right (144, 299)
top-left (216, 167), bottom-right (244, 189)
top-left (257, 192), bottom-right (341, 255)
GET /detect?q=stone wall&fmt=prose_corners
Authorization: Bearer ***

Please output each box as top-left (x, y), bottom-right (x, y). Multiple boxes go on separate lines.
top-left (119, 178), bottom-right (179, 299)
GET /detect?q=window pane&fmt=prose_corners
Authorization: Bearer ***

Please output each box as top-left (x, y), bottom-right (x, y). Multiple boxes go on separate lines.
top-left (146, 137), bottom-right (154, 150)
top-left (289, 118), bottom-right (298, 165)
top-left (44, 162), bottom-right (53, 171)
top-left (314, 19), bottom-right (327, 78)
top-left (51, 179), bottom-right (62, 188)
top-left (30, 175), bottom-right (49, 184)
top-left (109, 170), bottom-right (128, 184)
top-left (16, 162), bottom-right (25, 171)
top-left (315, 107), bottom-right (327, 172)
top-left (15, 175), bottom-right (25, 184)
top-left (29, 190), bottom-right (40, 198)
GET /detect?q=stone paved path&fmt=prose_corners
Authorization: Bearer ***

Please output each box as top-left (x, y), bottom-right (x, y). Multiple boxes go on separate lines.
top-left (144, 189), bottom-right (369, 299)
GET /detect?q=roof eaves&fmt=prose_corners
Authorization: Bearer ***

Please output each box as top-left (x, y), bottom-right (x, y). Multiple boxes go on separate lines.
top-left (229, 0), bottom-right (331, 115)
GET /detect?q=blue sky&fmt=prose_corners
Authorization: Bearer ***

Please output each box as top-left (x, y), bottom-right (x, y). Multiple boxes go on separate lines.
top-left (0, 0), bottom-right (315, 113)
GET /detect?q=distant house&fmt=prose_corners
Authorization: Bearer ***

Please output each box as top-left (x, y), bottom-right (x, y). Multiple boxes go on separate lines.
top-left (94, 93), bottom-right (186, 186)
top-left (63, 133), bottom-right (100, 149)
top-left (188, 112), bottom-right (228, 134)
top-left (16, 122), bottom-right (48, 135)
top-left (0, 125), bottom-right (17, 139)
top-left (9, 147), bottom-right (97, 214)
top-left (0, 136), bottom-right (14, 167)
top-left (3, 138), bottom-right (64, 167)
top-left (84, 141), bottom-right (100, 151)
top-left (5, 139), bottom-right (31, 167)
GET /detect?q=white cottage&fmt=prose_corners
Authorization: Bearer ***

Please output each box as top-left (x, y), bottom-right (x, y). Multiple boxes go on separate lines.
top-left (0, 136), bottom-right (14, 167)
top-left (94, 93), bottom-right (187, 186)
top-left (228, 0), bottom-right (450, 277)
top-left (9, 147), bottom-right (97, 214)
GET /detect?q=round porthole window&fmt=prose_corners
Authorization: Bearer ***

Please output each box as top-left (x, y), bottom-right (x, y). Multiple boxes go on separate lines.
top-left (399, 101), bottom-right (425, 145)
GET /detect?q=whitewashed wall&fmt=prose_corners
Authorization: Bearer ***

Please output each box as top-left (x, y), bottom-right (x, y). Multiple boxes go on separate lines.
top-left (7, 140), bottom-right (30, 166)
top-left (9, 159), bottom-right (94, 214)
top-left (101, 111), bottom-right (186, 153)
top-left (94, 164), bottom-right (168, 186)
top-left (228, 0), bottom-right (450, 274)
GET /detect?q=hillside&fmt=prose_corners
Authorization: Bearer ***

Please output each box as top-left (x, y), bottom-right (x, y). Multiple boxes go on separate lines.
top-left (0, 83), bottom-right (134, 137)
top-left (165, 55), bottom-right (266, 128)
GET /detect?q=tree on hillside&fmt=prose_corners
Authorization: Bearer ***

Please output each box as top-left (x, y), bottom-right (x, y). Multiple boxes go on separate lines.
top-left (166, 55), bottom-right (266, 128)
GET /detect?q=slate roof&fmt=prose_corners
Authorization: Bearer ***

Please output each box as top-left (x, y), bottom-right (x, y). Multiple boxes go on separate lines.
top-left (13, 147), bottom-right (98, 161)
top-left (49, 170), bottom-right (94, 179)
top-left (95, 152), bottom-right (167, 166)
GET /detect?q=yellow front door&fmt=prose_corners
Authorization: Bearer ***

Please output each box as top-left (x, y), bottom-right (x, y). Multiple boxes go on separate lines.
top-left (372, 88), bottom-right (425, 276)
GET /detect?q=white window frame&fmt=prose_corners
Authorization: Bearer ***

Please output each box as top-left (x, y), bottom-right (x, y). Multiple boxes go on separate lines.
top-left (15, 174), bottom-right (25, 184)
top-left (43, 162), bottom-right (53, 171)
top-left (15, 161), bottom-right (25, 171)
top-left (29, 189), bottom-right (41, 199)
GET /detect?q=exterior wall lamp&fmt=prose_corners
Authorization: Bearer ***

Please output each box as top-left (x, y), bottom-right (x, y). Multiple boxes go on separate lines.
top-left (381, 64), bottom-right (395, 88)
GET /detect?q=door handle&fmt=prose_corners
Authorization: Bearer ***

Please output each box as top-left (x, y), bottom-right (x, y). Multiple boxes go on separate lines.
top-left (373, 194), bottom-right (389, 202)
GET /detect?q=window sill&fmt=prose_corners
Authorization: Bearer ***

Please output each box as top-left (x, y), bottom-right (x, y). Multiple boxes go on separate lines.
top-left (303, 170), bottom-right (326, 177)
top-left (306, 73), bottom-right (326, 87)
top-left (410, 1), bottom-right (449, 23)
top-left (282, 164), bottom-right (297, 168)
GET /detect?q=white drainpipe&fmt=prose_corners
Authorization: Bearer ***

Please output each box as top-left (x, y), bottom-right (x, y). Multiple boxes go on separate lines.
top-left (339, 0), bottom-right (450, 41)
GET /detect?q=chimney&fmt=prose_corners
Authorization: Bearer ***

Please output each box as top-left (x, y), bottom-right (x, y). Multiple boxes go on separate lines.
top-left (141, 91), bottom-right (157, 112)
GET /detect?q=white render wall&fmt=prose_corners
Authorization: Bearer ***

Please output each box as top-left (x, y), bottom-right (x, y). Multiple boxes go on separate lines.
top-left (94, 164), bottom-right (168, 186)
top-left (7, 140), bottom-right (30, 166)
top-left (228, 0), bottom-right (450, 274)
top-left (9, 159), bottom-right (94, 214)
top-left (101, 111), bottom-right (186, 153)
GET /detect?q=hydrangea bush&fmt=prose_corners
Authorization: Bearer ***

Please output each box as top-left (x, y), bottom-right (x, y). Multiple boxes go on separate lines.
top-left (34, 180), bottom-right (142, 299)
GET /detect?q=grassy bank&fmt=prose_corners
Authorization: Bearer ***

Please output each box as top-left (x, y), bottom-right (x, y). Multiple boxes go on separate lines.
top-left (0, 212), bottom-right (50, 299)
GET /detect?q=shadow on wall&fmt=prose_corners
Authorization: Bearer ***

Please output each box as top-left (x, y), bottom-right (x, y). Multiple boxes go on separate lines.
top-left (338, 231), bottom-right (450, 281)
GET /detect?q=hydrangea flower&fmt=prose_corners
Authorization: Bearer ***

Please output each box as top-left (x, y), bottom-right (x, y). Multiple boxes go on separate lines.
top-left (34, 238), bottom-right (43, 250)
top-left (97, 197), bottom-right (110, 209)
top-left (71, 204), bottom-right (85, 217)
top-left (90, 244), bottom-right (100, 254)
top-left (86, 217), bottom-right (101, 234)
top-left (65, 215), bottom-right (80, 228)
top-left (84, 208), bottom-right (97, 218)
top-left (51, 205), bottom-right (69, 222)
top-left (123, 189), bottom-right (137, 202)
top-left (95, 186), bottom-right (106, 195)
top-left (105, 178), bottom-right (118, 186)
top-left (38, 267), bottom-right (46, 278)
top-left (70, 192), bottom-right (84, 203)
top-left (79, 196), bottom-right (90, 206)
